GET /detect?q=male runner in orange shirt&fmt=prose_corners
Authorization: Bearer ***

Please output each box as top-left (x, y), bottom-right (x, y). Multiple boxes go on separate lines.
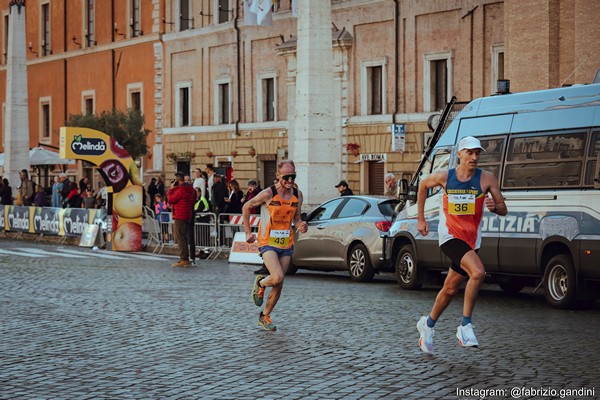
top-left (242, 160), bottom-right (308, 331)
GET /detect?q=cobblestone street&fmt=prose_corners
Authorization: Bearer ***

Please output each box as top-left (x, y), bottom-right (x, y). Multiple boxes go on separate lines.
top-left (1, 240), bottom-right (598, 399)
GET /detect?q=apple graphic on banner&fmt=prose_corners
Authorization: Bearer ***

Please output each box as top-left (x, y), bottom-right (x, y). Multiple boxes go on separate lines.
top-left (99, 159), bottom-right (130, 193)
top-left (110, 137), bottom-right (130, 158)
top-left (112, 222), bottom-right (142, 251)
top-left (114, 184), bottom-right (143, 219)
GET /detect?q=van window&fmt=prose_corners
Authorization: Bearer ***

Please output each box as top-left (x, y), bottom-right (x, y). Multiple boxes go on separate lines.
top-left (478, 137), bottom-right (506, 180)
top-left (503, 131), bottom-right (587, 189)
top-left (584, 130), bottom-right (600, 186)
top-left (419, 148), bottom-right (451, 196)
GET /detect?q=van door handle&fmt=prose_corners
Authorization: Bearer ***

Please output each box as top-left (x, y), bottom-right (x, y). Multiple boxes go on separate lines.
top-left (317, 225), bottom-right (325, 230)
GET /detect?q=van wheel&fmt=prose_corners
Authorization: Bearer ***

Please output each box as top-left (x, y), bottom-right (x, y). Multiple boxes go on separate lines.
top-left (543, 254), bottom-right (576, 309)
top-left (348, 244), bottom-right (374, 282)
top-left (498, 277), bottom-right (526, 294)
top-left (396, 244), bottom-right (422, 290)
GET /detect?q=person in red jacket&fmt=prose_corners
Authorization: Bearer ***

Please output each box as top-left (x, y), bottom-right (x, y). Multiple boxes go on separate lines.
top-left (167, 171), bottom-right (196, 267)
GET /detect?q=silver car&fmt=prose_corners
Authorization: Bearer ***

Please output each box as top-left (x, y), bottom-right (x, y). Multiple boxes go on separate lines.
top-left (290, 195), bottom-right (399, 282)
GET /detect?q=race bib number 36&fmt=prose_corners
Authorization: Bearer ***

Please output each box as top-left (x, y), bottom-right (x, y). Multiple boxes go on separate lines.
top-left (448, 194), bottom-right (476, 215)
top-left (269, 229), bottom-right (291, 247)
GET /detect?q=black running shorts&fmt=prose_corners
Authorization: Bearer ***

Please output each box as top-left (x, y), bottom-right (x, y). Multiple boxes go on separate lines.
top-left (440, 238), bottom-right (477, 277)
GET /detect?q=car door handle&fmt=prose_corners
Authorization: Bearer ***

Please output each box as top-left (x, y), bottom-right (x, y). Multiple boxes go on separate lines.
top-left (317, 225), bottom-right (326, 230)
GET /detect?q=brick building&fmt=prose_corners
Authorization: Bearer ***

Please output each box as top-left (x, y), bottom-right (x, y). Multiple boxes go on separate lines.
top-left (0, 0), bottom-right (163, 186)
top-left (1, 0), bottom-right (598, 197)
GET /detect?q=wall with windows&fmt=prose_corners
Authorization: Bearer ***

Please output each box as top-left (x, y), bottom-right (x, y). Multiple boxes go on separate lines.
top-left (0, 0), bottom-right (161, 179)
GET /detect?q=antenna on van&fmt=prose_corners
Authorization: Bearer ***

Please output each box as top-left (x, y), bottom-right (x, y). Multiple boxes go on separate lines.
top-left (560, 55), bottom-right (589, 86)
top-left (409, 97), bottom-right (457, 189)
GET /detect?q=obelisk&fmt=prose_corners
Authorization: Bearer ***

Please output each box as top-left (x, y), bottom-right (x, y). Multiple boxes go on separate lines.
top-left (4, 0), bottom-right (30, 187)
top-left (291, 0), bottom-right (340, 208)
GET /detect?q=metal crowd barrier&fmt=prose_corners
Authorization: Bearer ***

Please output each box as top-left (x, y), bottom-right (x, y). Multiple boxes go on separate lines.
top-left (143, 211), bottom-right (259, 257)
top-left (192, 213), bottom-right (219, 258)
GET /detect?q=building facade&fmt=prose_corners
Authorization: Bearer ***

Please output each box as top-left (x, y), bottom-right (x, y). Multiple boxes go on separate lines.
top-left (1, 0), bottom-right (598, 198)
top-left (0, 0), bottom-right (163, 185)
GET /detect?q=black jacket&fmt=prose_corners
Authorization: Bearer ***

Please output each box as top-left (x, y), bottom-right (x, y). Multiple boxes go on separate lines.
top-left (211, 181), bottom-right (228, 213)
top-left (340, 188), bottom-right (354, 196)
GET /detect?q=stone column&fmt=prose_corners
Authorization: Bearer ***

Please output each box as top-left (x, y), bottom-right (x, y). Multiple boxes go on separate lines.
top-left (291, 0), bottom-right (340, 208)
top-left (4, 0), bottom-right (30, 187)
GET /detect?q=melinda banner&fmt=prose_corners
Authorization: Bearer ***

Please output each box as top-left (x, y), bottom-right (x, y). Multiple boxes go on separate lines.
top-left (1, 205), bottom-right (107, 237)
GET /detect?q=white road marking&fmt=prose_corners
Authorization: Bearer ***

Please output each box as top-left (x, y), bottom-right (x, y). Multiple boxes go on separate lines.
top-left (0, 249), bottom-right (44, 258)
top-left (15, 248), bottom-right (87, 258)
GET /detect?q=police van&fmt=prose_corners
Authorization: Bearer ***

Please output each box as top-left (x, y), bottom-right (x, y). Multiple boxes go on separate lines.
top-left (386, 83), bottom-right (600, 308)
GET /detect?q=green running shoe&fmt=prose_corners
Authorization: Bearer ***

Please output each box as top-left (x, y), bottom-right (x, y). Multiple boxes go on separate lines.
top-left (251, 275), bottom-right (265, 306)
top-left (258, 312), bottom-right (276, 331)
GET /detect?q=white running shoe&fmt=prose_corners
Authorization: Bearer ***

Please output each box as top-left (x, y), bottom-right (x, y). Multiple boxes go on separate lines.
top-left (417, 316), bottom-right (434, 353)
top-left (456, 323), bottom-right (479, 348)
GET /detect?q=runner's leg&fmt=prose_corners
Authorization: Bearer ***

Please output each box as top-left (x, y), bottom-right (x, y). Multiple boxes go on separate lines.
top-left (430, 269), bottom-right (467, 321)
top-left (456, 250), bottom-right (486, 318)
top-left (261, 252), bottom-right (291, 316)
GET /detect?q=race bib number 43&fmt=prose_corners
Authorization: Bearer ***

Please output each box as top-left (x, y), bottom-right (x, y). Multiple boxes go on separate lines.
top-left (269, 229), bottom-right (291, 247)
top-left (448, 194), bottom-right (476, 215)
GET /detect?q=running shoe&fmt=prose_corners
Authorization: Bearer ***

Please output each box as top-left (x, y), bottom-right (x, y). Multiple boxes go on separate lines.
top-left (456, 323), bottom-right (479, 348)
top-left (417, 316), bottom-right (434, 353)
top-left (251, 275), bottom-right (265, 306)
top-left (258, 312), bottom-right (276, 331)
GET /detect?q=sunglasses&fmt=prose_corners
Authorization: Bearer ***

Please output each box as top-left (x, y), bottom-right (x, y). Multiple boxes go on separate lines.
top-left (280, 174), bottom-right (297, 181)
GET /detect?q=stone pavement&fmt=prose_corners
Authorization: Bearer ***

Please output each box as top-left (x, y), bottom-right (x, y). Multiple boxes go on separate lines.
top-left (0, 239), bottom-right (599, 399)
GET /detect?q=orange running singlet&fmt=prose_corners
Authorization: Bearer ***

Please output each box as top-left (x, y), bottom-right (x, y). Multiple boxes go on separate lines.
top-left (257, 186), bottom-right (299, 249)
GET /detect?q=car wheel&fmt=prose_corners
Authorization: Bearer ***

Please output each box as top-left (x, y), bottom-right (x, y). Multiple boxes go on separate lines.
top-left (498, 277), bottom-right (526, 294)
top-left (396, 244), bottom-right (422, 290)
top-left (348, 244), bottom-right (374, 282)
top-left (543, 254), bottom-right (576, 309)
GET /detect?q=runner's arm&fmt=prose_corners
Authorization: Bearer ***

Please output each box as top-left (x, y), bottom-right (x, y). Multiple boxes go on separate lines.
top-left (483, 172), bottom-right (507, 216)
top-left (242, 188), bottom-right (272, 236)
top-left (417, 171), bottom-right (447, 236)
top-left (293, 190), bottom-right (308, 234)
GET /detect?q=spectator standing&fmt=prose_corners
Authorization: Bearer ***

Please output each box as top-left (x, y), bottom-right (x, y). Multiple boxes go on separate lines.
top-left (96, 181), bottom-right (107, 209)
top-left (62, 182), bottom-right (80, 208)
top-left (19, 169), bottom-right (35, 206)
top-left (82, 186), bottom-right (96, 209)
top-left (59, 173), bottom-right (71, 203)
top-left (34, 185), bottom-right (46, 207)
top-left (51, 176), bottom-right (63, 208)
top-left (244, 179), bottom-right (262, 215)
top-left (154, 193), bottom-right (170, 243)
top-left (210, 173), bottom-right (228, 215)
top-left (147, 178), bottom-right (158, 209)
top-left (205, 164), bottom-right (215, 201)
top-left (193, 187), bottom-right (211, 222)
top-left (79, 177), bottom-right (90, 194)
top-left (384, 173), bottom-right (398, 197)
top-left (156, 176), bottom-right (165, 197)
top-left (167, 172), bottom-right (196, 267)
top-left (224, 179), bottom-right (244, 214)
top-left (0, 178), bottom-right (13, 205)
top-left (335, 180), bottom-right (354, 196)
top-left (193, 168), bottom-right (207, 200)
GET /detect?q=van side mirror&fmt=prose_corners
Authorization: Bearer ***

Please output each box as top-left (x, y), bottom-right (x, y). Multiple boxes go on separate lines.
top-left (594, 153), bottom-right (600, 189)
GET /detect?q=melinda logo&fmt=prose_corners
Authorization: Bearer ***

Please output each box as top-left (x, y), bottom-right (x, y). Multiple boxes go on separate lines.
top-left (70, 134), bottom-right (107, 155)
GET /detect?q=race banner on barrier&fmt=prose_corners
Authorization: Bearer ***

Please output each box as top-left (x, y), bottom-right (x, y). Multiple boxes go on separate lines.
top-left (228, 232), bottom-right (263, 265)
top-left (0, 205), bottom-right (107, 237)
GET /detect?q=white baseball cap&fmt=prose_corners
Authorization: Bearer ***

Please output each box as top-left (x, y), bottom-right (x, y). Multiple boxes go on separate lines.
top-left (458, 136), bottom-right (485, 152)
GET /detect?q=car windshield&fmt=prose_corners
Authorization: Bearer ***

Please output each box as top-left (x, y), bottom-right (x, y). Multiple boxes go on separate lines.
top-left (378, 200), bottom-right (399, 216)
